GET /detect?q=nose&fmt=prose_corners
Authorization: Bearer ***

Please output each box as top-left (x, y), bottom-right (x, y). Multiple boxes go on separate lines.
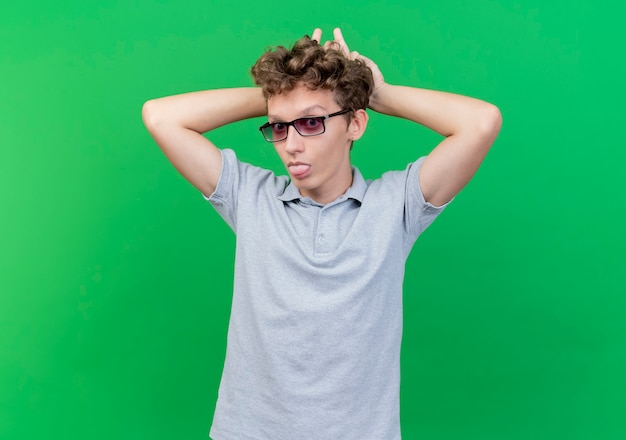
top-left (283, 126), bottom-right (305, 155)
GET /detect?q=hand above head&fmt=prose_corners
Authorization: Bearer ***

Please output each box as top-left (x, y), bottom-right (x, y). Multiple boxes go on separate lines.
top-left (311, 27), bottom-right (387, 108)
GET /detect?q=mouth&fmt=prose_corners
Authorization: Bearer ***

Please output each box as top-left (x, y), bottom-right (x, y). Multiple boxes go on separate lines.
top-left (287, 162), bottom-right (311, 179)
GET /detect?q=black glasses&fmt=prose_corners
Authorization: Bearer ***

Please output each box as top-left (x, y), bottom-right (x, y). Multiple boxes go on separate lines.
top-left (259, 110), bottom-right (351, 142)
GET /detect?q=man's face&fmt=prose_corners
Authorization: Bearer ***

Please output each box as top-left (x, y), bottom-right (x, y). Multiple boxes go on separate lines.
top-left (267, 85), bottom-right (355, 204)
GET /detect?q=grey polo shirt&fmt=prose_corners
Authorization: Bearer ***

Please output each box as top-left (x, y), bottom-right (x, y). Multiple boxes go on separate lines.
top-left (207, 148), bottom-right (448, 440)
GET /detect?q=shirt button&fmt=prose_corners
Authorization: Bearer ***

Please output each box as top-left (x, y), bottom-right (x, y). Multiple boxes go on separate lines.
top-left (318, 234), bottom-right (325, 243)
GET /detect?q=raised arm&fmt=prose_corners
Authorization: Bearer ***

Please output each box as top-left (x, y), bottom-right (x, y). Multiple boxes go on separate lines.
top-left (142, 87), bottom-right (266, 196)
top-left (322, 28), bottom-right (502, 207)
top-left (371, 85), bottom-right (501, 206)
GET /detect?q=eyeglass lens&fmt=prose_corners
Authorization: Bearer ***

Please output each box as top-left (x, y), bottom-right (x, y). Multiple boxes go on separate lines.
top-left (263, 117), bottom-right (325, 141)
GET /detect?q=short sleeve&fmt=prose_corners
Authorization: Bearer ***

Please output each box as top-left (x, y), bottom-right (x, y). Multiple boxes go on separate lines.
top-left (405, 157), bottom-right (452, 238)
top-left (203, 149), bottom-right (289, 233)
top-left (204, 148), bottom-right (240, 231)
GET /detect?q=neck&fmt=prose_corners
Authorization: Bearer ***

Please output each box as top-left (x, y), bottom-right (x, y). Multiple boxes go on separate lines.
top-left (301, 168), bottom-right (353, 205)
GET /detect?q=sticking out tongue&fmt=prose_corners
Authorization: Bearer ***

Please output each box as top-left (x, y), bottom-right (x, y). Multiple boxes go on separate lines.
top-left (289, 164), bottom-right (310, 177)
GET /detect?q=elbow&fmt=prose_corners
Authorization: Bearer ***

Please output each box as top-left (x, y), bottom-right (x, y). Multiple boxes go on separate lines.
top-left (142, 99), bottom-right (161, 131)
top-left (142, 98), bottom-right (187, 134)
top-left (478, 103), bottom-right (502, 144)
top-left (458, 103), bottom-right (501, 158)
top-left (455, 103), bottom-right (502, 147)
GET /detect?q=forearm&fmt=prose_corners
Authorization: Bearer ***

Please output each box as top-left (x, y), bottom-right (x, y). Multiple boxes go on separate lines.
top-left (142, 87), bottom-right (266, 197)
top-left (143, 87), bottom-right (266, 134)
top-left (369, 84), bottom-right (499, 138)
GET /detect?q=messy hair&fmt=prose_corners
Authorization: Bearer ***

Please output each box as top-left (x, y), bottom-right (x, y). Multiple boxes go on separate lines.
top-left (251, 35), bottom-right (374, 112)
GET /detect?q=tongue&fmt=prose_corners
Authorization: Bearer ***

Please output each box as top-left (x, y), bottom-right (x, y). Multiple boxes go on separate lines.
top-left (289, 164), bottom-right (310, 176)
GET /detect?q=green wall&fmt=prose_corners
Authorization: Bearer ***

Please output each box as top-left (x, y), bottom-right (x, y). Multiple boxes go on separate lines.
top-left (2, 1), bottom-right (624, 439)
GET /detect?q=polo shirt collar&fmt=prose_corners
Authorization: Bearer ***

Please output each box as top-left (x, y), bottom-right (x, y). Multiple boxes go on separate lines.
top-left (277, 167), bottom-right (367, 204)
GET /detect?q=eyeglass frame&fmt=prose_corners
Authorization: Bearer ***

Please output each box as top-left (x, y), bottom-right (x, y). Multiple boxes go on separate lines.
top-left (258, 109), bottom-right (351, 143)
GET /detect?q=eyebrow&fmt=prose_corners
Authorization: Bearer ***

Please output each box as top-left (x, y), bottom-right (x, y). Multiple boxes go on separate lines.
top-left (267, 105), bottom-right (329, 122)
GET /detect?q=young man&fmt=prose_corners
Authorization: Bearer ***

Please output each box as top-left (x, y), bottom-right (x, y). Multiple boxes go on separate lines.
top-left (143, 28), bottom-right (501, 440)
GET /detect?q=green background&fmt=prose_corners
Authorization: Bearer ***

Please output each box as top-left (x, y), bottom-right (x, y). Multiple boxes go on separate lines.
top-left (2, 0), bottom-right (625, 439)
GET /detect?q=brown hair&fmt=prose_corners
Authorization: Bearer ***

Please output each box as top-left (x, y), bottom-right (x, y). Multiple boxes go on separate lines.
top-left (251, 35), bottom-right (374, 112)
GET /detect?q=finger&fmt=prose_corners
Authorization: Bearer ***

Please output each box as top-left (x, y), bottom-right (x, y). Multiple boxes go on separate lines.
top-left (333, 27), bottom-right (350, 54)
top-left (311, 28), bottom-right (322, 43)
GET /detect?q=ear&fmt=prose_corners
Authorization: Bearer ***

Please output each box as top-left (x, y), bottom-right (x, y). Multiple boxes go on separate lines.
top-left (348, 109), bottom-right (368, 141)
